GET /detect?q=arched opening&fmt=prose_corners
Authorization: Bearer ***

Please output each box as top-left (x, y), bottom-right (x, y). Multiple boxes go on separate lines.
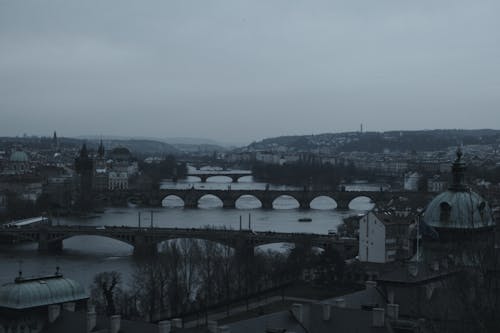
top-left (235, 195), bottom-right (262, 209)
top-left (272, 195), bottom-right (300, 209)
top-left (62, 235), bottom-right (133, 256)
top-left (440, 202), bottom-right (451, 222)
top-left (186, 175), bottom-right (202, 182)
top-left (237, 175), bottom-right (253, 183)
top-left (310, 196), bottom-right (338, 210)
top-left (198, 194), bottom-right (223, 209)
top-left (127, 197), bottom-right (142, 208)
top-left (206, 175), bottom-right (232, 183)
top-left (157, 238), bottom-right (234, 256)
top-left (348, 196), bottom-right (375, 211)
top-left (255, 242), bottom-right (295, 254)
top-left (162, 195), bottom-right (185, 208)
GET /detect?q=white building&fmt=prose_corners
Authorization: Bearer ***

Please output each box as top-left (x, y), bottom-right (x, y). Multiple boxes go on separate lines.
top-left (108, 172), bottom-right (128, 190)
top-left (427, 175), bottom-right (448, 193)
top-left (359, 211), bottom-right (415, 264)
top-left (403, 172), bottom-right (421, 191)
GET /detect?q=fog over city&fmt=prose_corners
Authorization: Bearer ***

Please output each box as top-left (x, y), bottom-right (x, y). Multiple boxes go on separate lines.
top-left (1, 0), bottom-right (499, 143)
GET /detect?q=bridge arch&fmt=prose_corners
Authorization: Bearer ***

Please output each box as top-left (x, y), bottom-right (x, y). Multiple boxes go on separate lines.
top-left (235, 194), bottom-right (262, 209)
top-left (197, 194), bottom-right (224, 208)
top-left (348, 195), bottom-right (375, 210)
top-left (60, 235), bottom-right (135, 253)
top-left (157, 237), bottom-right (235, 253)
top-left (49, 233), bottom-right (136, 247)
top-left (205, 175), bottom-right (233, 183)
top-left (162, 195), bottom-right (185, 208)
top-left (309, 196), bottom-right (338, 210)
top-left (271, 195), bottom-right (300, 209)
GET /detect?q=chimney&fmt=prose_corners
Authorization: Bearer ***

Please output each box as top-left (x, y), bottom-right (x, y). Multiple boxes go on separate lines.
top-left (322, 303), bottom-right (331, 321)
top-left (87, 308), bottom-right (97, 333)
top-left (63, 302), bottom-right (75, 312)
top-left (158, 320), bottom-right (171, 333)
top-left (171, 318), bottom-right (182, 328)
top-left (218, 326), bottom-right (230, 333)
top-left (387, 304), bottom-right (399, 320)
top-left (291, 303), bottom-right (303, 323)
top-left (110, 315), bottom-right (121, 333)
top-left (48, 304), bottom-right (61, 323)
top-left (335, 298), bottom-right (346, 308)
top-left (207, 320), bottom-right (218, 333)
top-left (387, 288), bottom-right (395, 304)
top-left (372, 308), bottom-right (385, 327)
top-left (365, 280), bottom-right (377, 289)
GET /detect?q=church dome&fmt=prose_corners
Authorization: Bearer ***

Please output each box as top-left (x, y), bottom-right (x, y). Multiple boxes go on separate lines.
top-left (0, 274), bottom-right (88, 309)
top-left (10, 150), bottom-right (29, 162)
top-left (423, 190), bottom-right (493, 229)
top-left (423, 149), bottom-right (494, 230)
top-left (109, 147), bottom-right (132, 161)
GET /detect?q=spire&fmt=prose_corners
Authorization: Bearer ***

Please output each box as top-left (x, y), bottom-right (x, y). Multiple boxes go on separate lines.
top-left (52, 131), bottom-right (58, 148)
top-left (98, 139), bottom-right (105, 157)
top-left (80, 143), bottom-right (88, 158)
top-left (449, 147), bottom-right (467, 191)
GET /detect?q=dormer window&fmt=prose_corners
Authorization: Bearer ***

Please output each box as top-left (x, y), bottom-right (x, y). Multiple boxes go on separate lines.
top-left (440, 202), bottom-right (451, 223)
top-left (478, 201), bottom-right (486, 219)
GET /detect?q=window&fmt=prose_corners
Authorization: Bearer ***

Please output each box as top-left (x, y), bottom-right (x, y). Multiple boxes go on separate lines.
top-left (440, 202), bottom-right (451, 223)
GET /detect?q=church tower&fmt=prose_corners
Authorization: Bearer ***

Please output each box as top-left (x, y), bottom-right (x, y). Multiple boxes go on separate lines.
top-left (75, 144), bottom-right (93, 211)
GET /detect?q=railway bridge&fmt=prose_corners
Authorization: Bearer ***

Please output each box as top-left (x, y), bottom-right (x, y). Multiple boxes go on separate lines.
top-left (0, 225), bottom-right (358, 258)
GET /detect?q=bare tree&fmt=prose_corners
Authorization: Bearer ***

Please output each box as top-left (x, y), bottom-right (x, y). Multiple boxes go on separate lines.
top-left (91, 271), bottom-right (122, 315)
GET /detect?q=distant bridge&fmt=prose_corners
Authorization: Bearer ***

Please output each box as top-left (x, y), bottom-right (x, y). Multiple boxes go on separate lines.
top-left (0, 225), bottom-right (358, 258)
top-left (186, 170), bottom-right (252, 183)
top-left (157, 189), bottom-right (431, 210)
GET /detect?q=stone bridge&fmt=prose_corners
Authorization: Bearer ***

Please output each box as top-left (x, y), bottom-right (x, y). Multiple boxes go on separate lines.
top-left (0, 225), bottom-right (358, 258)
top-left (158, 189), bottom-right (431, 210)
top-left (186, 170), bottom-right (252, 183)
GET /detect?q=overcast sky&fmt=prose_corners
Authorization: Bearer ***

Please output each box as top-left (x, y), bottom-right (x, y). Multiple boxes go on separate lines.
top-left (1, 0), bottom-right (499, 144)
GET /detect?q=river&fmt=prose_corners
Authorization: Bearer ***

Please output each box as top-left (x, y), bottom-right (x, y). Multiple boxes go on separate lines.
top-left (0, 177), bottom-right (376, 288)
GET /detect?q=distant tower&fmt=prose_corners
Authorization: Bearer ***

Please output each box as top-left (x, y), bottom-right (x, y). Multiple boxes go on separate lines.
top-left (360, 124), bottom-right (363, 133)
top-left (75, 144), bottom-right (93, 211)
top-left (52, 131), bottom-right (59, 150)
top-left (97, 139), bottom-right (105, 158)
top-left (93, 140), bottom-right (108, 192)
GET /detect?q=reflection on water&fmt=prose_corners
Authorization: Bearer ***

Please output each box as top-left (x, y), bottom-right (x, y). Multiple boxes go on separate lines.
top-left (0, 182), bottom-right (375, 287)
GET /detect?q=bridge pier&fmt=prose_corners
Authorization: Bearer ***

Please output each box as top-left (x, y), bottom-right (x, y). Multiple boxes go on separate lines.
top-left (38, 239), bottom-right (63, 252)
top-left (184, 198), bottom-right (198, 208)
top-left (261, 200), bottom-right (273, 209)
top-left (299, 200), bottom-right (310, 210)
top-left (133, 235), bottom-right (158, 257)
top-left (222, 199), bottom-right (236, 209)
top-left (235, 239), bottom-right (255, 260)
top-left (335, 200), bottom-right (350, 211)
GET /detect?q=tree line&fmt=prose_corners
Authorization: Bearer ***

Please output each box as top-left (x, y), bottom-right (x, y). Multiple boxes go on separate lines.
top-left (90, 238), bottom-right (346, 322)
top-left (251, 161), bottom-right (376, 188)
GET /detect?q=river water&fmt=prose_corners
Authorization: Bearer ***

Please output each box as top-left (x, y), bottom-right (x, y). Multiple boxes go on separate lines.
top-left (0, 176), bottom-right (376, 288)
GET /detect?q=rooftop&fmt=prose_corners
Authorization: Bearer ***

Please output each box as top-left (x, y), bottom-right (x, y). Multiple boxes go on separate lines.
top-left (0, 272), bottom-right (88, 310)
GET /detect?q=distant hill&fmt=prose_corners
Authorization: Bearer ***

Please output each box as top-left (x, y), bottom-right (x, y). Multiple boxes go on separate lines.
top-left (244, 129), bottom-right (500, 153)
top-left (85, 139), bottom-right (180, 156)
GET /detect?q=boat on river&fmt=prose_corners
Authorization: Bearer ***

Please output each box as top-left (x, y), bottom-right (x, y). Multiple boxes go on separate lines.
top-left (298, 217), bottom-right (312, 222)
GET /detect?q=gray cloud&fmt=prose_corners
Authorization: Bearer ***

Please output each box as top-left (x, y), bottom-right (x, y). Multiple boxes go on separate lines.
top-left (1, 0), bottom-right (499, 144)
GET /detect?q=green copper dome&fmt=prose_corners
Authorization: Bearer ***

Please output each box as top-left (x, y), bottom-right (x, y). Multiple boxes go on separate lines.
top-left (423, 148), bottom-right (494, 229)
top-left (423, 190), bottom-right (493, 229)
top-left (9, 150), bottom-right (29, 162)
top-left (0, 274), bottom-right (88, 309)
